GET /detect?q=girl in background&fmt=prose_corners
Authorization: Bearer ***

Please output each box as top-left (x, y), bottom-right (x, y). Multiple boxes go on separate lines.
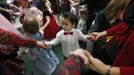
top-left (19, 0), bottom-right (42, 24)
top-left (77, 8), bottom-right (88, 34)
top-left (38, 0), bottom-right (60, 40)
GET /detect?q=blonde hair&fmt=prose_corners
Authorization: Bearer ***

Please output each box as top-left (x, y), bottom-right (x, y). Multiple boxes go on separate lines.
top-left (103, 0), bottom-right (131, 21)
top-left (23, 15), bottom-right (39, 34)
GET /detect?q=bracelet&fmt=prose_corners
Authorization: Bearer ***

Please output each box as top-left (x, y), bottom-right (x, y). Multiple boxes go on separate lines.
top-left (105, 65), bottom-right (111, 75)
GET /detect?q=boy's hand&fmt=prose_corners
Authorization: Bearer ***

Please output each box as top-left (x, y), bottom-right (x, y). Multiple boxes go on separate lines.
top-left (36, 41), bottom-right (47, 48)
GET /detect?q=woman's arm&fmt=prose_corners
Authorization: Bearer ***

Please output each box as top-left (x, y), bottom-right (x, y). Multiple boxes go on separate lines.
top-left (88, 31), bottom-right (107, 41)
top-left (110, 67), bottom-right (120, 75)
top-left (71, 49), bottom-right (120, 75)
top-left (0, 28), bottom-right (36, 47)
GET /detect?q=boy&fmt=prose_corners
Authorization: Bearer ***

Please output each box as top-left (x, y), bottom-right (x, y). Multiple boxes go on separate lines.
top-left (44, 12), bottom-right (90, 59)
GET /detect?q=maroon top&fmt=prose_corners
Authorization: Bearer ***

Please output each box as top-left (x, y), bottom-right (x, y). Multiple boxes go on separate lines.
top-left (107, 21), bottom-right (134, 75)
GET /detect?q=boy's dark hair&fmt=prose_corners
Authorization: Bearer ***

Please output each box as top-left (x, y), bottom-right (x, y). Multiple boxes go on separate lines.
top-left (62, 12), bottom-right (78, 25)
top-left (23, 15), bottom-right (39, 34)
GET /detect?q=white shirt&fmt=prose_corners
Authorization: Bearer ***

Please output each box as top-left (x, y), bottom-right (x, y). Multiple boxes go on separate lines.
top-left (45, 28), bottom-right (88, 57)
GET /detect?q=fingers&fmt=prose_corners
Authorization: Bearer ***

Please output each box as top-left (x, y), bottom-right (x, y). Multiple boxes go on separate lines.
top-left (88, 35), bottom-right (96, 41)
top-left (83, 50), bottom-right (92, 59)
top-left (71, 49), bottom-right (91, 64)
top-left (95, 35), bottom-right (100, 41)
top-left (36, 41), bottom-right (48, 48)
top-left (80, 51), bottom-right (90, 64)
top-left (89, 32), bottom-right (102, 41)
top-left (88, 32), bottom-right (98, 41)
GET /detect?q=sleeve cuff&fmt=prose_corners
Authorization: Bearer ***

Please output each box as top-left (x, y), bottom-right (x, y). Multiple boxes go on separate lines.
top-left (120, 67), bottom-right (134, 75)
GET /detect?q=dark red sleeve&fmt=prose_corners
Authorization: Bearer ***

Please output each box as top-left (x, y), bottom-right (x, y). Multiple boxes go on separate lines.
top-left (106, 21), bottom-right (125, 35)
top-left (120, 67), bottom-right (134, 75)
top-left (0, 28), bottom-right (37, 47)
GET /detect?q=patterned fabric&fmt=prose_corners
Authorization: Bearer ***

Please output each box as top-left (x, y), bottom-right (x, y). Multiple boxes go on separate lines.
top-left (59, 55), bottom-right (84, 75)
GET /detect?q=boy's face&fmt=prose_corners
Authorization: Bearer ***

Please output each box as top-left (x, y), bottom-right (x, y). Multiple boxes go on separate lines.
top-left (61, 17), bottom-right (75, 31)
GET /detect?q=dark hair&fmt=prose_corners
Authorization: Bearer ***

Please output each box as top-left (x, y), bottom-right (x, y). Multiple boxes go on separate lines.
top-left (36, 0), bottom-right (48, 11)
top-left (62, 12), bottom-right (78, 25)
top-left (23, 15), bottom-right (39, 34)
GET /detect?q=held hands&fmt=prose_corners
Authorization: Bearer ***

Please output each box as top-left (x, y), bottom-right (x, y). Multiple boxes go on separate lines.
top-left (71, 49), bottom-right (108, 75)
top-left (71, 49), bottom-right (91, 64)
top-left (35, 41), bottom-right (48, 48)
top-left (88, 31), bottom-right (107, 41)
top-left (88, 32), bottom-right (102, 41)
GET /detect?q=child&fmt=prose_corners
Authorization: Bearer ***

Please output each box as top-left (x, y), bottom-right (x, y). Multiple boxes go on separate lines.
top-left (20, 15), bottom-right (59, 75)
top-left (70, 0), bottom-right (80, 15)
top-left (37, 0), bottom-right (60, 40)
top-left (77, 8), bottom-right (88, 34)
top-left (44, 12), bottom-right (89, 58)
top-left (19, 0), bottom-right (42, 24)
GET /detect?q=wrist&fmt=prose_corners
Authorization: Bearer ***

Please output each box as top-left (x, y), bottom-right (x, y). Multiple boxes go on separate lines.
top-left (104, 65), bottom-right (112, 75)
top-left (101, 31), bottom-right (107, 37)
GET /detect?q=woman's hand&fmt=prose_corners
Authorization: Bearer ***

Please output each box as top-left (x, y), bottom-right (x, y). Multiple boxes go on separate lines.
top-left (71, 49), bottom-right (91, 64)
top-left (70, 49), bottom-right (107, 75)
top-left (87, 56), bottom-right (107, 75)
